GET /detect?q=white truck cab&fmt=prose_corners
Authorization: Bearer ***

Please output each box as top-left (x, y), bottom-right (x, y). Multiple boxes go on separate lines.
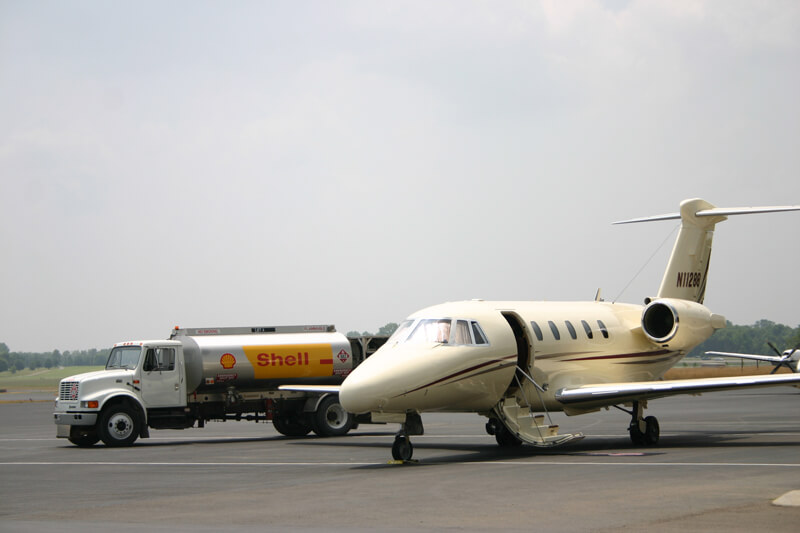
top-left (55, 340), bottom-right (186, 446)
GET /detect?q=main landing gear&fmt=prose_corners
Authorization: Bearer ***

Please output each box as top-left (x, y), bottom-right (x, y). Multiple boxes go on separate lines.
top-left (621, 400), bottom-right (660, 446)
top-left (391, 412), bottom-right (424, 462)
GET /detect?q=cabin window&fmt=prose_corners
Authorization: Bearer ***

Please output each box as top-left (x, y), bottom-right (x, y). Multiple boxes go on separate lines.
top-left (471, 322), bottom-right (489, 345)
top-left (565, 321), bottom-right (578, 340)
top-left (548, 320), bottom-right (561, 341)
top-left (597, 320), bottom-right (609, 339)
top-left (530, 321), bottom-right (544, 341)
top-left (581, 320), bottom-right (594, 339)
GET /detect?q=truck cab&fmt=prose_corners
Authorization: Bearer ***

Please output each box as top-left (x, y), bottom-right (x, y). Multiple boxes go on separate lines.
top-left (54, 340), bottom-right (186, 447)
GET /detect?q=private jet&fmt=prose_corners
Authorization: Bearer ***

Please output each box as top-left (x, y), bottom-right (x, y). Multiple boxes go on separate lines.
top-left (289, 199), bottom-right (800, 461)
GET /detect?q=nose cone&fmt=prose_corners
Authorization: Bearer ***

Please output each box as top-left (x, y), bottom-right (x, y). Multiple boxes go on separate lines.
top-left (339, 359), bottom-right (389, 414)
top-left (339, 344), bottom-right (419, 413)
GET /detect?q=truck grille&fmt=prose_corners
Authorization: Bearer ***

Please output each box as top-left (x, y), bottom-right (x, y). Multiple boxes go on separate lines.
top-left (59, 381), bottom-right (80, 401)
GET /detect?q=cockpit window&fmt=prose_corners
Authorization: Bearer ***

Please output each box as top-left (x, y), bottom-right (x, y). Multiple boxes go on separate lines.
top-left (471, 321), bottom-right (488, 345)
top-left (407, 319), bottom-right (452, 344)
top-left (388, 320), bottom-right (415, 344)
top-left (453, 320), bottom-right (471, 344)
top-left (394, 318), bottom-right (490, 346)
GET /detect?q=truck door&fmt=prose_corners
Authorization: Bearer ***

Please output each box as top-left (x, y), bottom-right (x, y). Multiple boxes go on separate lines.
top-left (141, 346), bottom-right (185, 407)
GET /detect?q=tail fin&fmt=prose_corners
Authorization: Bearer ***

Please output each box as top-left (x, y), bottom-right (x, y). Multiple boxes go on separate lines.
top-left (615, 198), bottom-right (800, 304)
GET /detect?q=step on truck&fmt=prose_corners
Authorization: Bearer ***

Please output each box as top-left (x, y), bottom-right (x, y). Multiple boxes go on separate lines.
top-left (53, 325), bottom-right (387, 447)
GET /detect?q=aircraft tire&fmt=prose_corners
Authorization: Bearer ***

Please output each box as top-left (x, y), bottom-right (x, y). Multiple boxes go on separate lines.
top-left (629, 424), bottom-right (645, 446)
top-left (492, 420), bottom-right (523, 447)
top-left (644, 416), bottom-right (660, 445)
top-left (392, 435), bottom-right (413, 461)
top-left (311, 395), bottom-right (354, 437)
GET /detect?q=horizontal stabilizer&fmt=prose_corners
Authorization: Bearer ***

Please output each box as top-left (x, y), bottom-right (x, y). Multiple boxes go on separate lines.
top-left (614, 204), bottom-right (800, 225)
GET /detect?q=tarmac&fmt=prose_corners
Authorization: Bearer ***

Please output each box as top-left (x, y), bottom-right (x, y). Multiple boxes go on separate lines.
top-left (0, 388), bottom-right (798, 532)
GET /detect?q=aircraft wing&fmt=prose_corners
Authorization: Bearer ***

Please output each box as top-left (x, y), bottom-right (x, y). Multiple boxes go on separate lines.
top-left (278, 384), bottom-right (342, 393)
top-left (555, 374), bottom-right (800, 409)
top-left (705, 351), bottom-right (784, 364)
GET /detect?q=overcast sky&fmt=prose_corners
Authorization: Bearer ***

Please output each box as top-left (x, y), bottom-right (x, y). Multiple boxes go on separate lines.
top-left (1, 1), bottom-right (799, 353)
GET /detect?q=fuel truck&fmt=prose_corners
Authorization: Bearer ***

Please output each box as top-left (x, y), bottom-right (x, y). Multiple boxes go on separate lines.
top-left (53, 325), bottom-right (386, 447)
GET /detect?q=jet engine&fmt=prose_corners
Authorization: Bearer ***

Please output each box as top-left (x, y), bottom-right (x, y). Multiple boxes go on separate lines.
top-left (641, 298), bottom-right (726, 351)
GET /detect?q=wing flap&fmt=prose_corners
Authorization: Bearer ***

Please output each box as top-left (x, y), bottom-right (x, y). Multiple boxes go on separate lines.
top-left (555, 374), bottom-right (800, 407)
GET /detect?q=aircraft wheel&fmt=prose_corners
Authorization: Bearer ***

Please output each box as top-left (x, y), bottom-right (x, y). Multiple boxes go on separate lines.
top-left (98, 404), bottom-right (140, 447)
top-left (311, 395), bottom-right (354, 437)
top-left (392, 435), bottom-right (413, 461)
top-left (629, 423), bottom-right (645, 446)
top-left (644, 415), bottom-right (660, 445)
top-left (495, 426), bottom-right (523, 447)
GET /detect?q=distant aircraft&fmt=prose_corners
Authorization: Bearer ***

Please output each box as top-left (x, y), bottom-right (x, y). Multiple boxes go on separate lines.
top-left (287, 199), bottom-right (800, 461)
top-left (707, 343), bottom-right (800, 374)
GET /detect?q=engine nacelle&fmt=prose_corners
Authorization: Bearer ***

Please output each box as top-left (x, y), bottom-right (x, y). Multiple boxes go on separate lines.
top-left (641, 298), bottom-right (726, 351)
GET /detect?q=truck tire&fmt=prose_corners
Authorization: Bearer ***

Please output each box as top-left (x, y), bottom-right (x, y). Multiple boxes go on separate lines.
top-left (272, 412), bottom-right (312, 437)
top-left (311, 395), bottom-right (354, 437)
top-left (98, 403), bottom-right (141, 447)
top-left (68, 426), bottom-right (100, 447)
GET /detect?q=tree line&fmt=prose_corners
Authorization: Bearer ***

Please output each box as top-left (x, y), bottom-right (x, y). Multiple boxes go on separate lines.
top-left (687, 319), bottom-right (800, 357)
top-left (1, 320), bottom-right (797, 373)
top-left (0, 343), bottom-right (110, 373)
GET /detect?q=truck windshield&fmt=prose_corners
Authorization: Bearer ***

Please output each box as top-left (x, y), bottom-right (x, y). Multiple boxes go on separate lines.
top-left (106, 346), bottom-right (142, 370)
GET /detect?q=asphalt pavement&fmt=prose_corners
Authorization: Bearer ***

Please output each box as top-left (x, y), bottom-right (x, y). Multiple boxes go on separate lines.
top-left (1, 388), bottom-right (798, 532)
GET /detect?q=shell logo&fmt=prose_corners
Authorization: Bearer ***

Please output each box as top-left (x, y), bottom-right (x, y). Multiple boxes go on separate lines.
top-left (220, 353), bottom-right (236, 369)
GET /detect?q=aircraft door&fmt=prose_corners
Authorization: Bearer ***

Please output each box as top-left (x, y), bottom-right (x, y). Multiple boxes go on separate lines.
top-left (501, 313), bottom-right (532, 378)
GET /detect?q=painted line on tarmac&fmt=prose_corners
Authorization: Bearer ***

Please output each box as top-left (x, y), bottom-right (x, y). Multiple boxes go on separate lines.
top-left (1, 460), bottom-right (798, 467)
top-left (2, 431), bottom-right (800, 443)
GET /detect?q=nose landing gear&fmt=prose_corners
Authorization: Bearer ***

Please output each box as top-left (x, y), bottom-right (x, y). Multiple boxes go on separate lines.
top-left (391, 412), bottom-right (423, 463)
top-left (392, 434), bottom-right (414, 461)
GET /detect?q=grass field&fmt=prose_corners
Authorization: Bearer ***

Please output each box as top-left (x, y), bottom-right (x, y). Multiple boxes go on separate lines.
top-left (0, 367), bottom-right (103, 392)
top-left (0, 363), bottom-right (789, 393)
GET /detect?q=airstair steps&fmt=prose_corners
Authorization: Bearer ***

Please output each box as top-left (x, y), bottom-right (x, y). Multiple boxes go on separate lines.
top-left (497, 396), bottom-right (583, 447)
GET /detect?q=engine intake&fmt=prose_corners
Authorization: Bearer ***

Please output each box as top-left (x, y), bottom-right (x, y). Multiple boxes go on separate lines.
top-left (641, 299), bottom-right (725, 350)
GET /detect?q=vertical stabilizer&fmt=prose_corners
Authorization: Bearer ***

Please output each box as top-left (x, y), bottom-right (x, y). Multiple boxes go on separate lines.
top-left (657, 199), bottom-right (727, 303)
top-left (615, 199), bottom-right (800, 304)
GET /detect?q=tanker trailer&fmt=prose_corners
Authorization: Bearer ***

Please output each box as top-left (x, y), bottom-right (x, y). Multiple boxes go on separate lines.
top-left (54, 325), bottom-right (366, 447)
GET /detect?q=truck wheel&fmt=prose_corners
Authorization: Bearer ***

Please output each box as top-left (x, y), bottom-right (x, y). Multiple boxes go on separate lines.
top-left (98, 404), bottom-right (141, 447)
top-left (272, 413), bottom-right (312, 437)
top-left (68, 426), bottom-right (100, 447)
top-left (311, 395), bottom-right (354, 437)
